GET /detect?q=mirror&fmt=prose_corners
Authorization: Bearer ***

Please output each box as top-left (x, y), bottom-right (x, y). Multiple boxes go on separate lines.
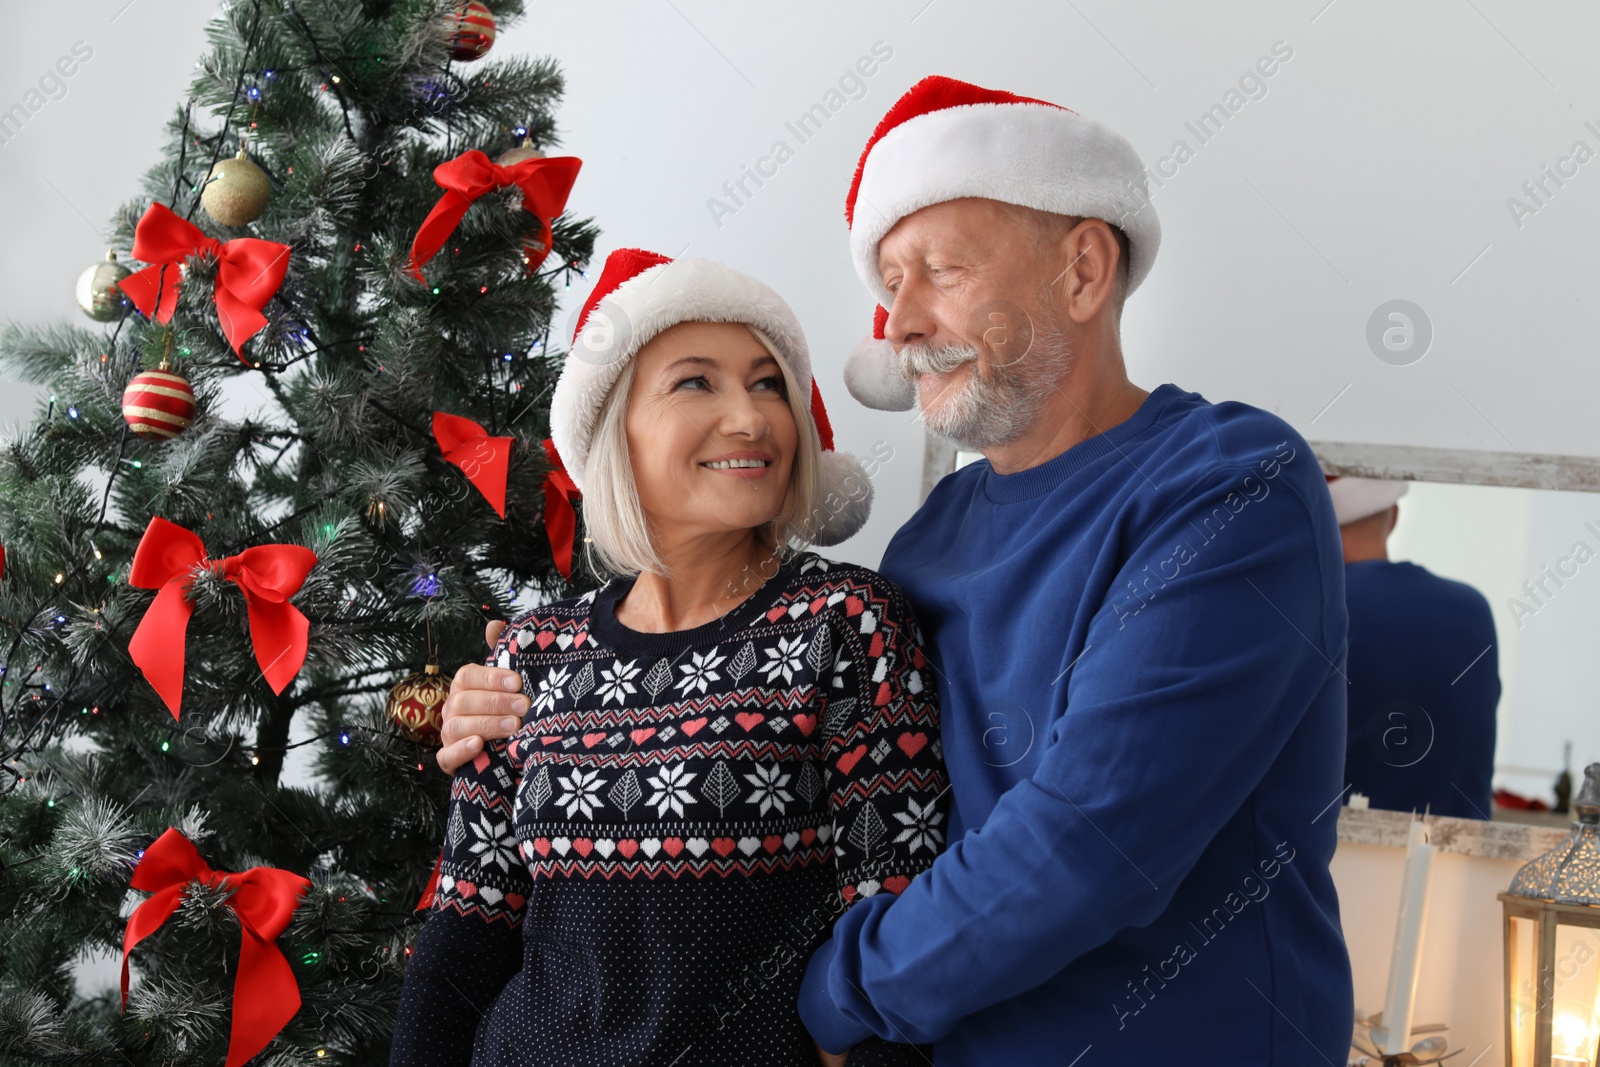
top-left (1359, 476), bottom-right (1597, 825)
top-left (931, 438), bottom-right (1600, 824)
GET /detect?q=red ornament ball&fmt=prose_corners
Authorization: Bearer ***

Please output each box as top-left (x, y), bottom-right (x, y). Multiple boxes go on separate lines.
top-left (445, 2), bottom-right (496, 61)
top-left (122, 369), bottom-right (196, 440)
top-left (387, 664), bottom-right (454, 743)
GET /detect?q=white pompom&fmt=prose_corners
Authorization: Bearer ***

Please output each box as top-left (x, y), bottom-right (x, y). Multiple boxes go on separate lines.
top-left (809, 450), bottom-right (875, 546)
top-left (843, 335), bottom-right (916, 412)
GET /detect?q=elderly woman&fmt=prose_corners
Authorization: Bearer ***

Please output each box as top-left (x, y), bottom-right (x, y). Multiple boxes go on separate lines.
top-left (391, 249), bottom-right (947, 1066)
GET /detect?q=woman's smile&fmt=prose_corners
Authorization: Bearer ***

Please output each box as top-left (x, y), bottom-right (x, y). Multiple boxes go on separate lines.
top-left (701, 450), bottom-right (773, 476)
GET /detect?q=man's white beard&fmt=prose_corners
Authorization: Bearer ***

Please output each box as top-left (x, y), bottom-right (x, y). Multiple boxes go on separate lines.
top-left (897, 330), bottom-right (1072, 450)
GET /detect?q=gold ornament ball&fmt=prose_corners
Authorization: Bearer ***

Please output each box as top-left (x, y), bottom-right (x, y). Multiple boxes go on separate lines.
top-left (76, 251), bottom-right (132, 322)
top-left (200, 149), bottom-right (271, 227)
top-left (495, 137), bottom-right (545, 167)
top-left (386, 664), bottom-right (454, 743)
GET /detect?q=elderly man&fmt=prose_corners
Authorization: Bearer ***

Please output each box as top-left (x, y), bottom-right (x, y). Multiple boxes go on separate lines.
top-left (438, 76), bottom-right (1353, 1064)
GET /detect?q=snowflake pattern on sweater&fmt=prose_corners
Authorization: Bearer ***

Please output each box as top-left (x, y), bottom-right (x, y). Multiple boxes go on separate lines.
top-left (392, 552), bottom-right (947, 1066)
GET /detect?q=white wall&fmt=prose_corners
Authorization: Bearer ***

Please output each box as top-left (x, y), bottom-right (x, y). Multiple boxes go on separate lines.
top-left (0, 0), bottom-right (222, 428)
top-left (1332, 840), bottom-right (1522, 1065)
top-left (10, 1), bottom-right (1600, 567)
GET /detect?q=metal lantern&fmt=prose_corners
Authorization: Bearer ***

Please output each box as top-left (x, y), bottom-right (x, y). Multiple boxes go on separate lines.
top-left (1500, 762), bottom-right (1600, 1067)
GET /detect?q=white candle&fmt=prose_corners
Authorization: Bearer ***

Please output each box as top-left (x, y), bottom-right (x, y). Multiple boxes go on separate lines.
top-left (1381, 818), bottom-right (1436, 1055)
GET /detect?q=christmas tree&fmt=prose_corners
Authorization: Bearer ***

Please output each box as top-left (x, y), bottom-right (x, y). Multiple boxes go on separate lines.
top-left (0, 1), bottom-right (596, 1061)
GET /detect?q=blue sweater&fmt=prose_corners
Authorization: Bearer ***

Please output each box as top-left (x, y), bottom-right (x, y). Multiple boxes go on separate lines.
top-left (1344, 559), bottom-right (1500, 819)
top-left (798, 384), bottom-right (1354, 1064)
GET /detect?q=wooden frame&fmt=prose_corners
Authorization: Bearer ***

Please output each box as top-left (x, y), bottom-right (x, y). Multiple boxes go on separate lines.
top-left (1338, 807), bottom-right (1567, 860)
top-left (918, 436), bottom-right (1600, 500)
top-left (1309, 441), bottom-right (1600, 493)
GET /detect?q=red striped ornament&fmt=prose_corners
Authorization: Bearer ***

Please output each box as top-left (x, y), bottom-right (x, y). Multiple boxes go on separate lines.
top-left (122, 369), bottom-right (196, 440)
top-left (445, 1), bottom-right (496, 61)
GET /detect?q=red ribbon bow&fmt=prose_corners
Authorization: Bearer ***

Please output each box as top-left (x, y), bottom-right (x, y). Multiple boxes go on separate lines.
top-left (117, 202), bottom-right (291, 363)
top-left (121, 829), bottom-right (311, 1067)
top-left (405, 150), bottom-right (582, 282)
top-left (128, 516), bottom-right (317, 719)
top-left (415, 850), bottom-right (444, 912)
top-left (540, 438), bottom-right (581, 579)
top-left (433, 412), bottom-right (513, 519)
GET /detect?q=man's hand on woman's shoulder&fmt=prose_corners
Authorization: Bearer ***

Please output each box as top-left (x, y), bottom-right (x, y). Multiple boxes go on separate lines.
top-left (435, 619), bottom-right (526, 775)
top-left (813, 1042), bottom-right (848, 1066)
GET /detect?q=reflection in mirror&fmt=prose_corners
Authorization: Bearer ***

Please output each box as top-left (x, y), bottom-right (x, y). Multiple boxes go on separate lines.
top-left (936, 439), bottom-right (1597, 826)
top-left (1332, 476), bottom-right (1499, 822)
top-left (1338, 477), bottom-right (1599, 825)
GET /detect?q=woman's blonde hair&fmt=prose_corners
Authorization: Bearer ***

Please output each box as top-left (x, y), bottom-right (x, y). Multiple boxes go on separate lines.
top-left (580, 325), bottom-right (823, 578)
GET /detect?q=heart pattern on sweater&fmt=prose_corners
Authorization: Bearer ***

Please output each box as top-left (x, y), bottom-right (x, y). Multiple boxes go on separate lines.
top-left (435, 554), bottom-right (951, 1009)
top-left (836, 744), bottom-right (868, 774)
top-left (897, 731), bottom-right (928, 759)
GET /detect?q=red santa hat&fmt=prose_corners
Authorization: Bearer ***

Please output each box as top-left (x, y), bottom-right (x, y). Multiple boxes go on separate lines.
top-left (1324, 475), bottom-right (1409, 526)
top-left (843, 75), bottom-right (1161, 412)
top-left (551, 247), bottom-right (872, 546)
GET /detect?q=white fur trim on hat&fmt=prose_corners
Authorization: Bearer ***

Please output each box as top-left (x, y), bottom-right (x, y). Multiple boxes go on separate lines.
top-left (1326, 476), bottom-right (1409, 526)
top-left (844, 333), bottom-right (915, 412)
top-left (849, 99), bottom-right (1161, 310)
top-left (810, 450), bottom-right (874, 546)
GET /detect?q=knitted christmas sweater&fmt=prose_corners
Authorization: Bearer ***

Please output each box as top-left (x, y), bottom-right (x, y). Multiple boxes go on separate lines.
top-left (391, 552), bottom-right (947, 1066)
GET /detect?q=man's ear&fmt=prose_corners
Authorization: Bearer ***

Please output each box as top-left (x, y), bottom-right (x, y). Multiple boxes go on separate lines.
top-left (1056, 218), bottom-right (1120, 325)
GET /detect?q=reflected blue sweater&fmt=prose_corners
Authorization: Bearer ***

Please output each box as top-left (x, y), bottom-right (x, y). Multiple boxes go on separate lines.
top-left (799, 384), bottom-right (1354, 1065)
top-left (1345, 559), bottom-right (1499, 818)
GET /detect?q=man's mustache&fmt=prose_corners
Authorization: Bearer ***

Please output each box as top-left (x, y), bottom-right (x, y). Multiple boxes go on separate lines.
top-left (896, 342), bottom-right (980, 380)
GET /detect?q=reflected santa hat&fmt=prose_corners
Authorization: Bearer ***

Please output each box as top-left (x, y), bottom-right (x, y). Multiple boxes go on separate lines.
top-left (550, 247), bottom-right (873, 546)
top-left (842, 75), bottom-right (1163, 411)
top-left (1325, 475), bottom-right (1409, 526)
